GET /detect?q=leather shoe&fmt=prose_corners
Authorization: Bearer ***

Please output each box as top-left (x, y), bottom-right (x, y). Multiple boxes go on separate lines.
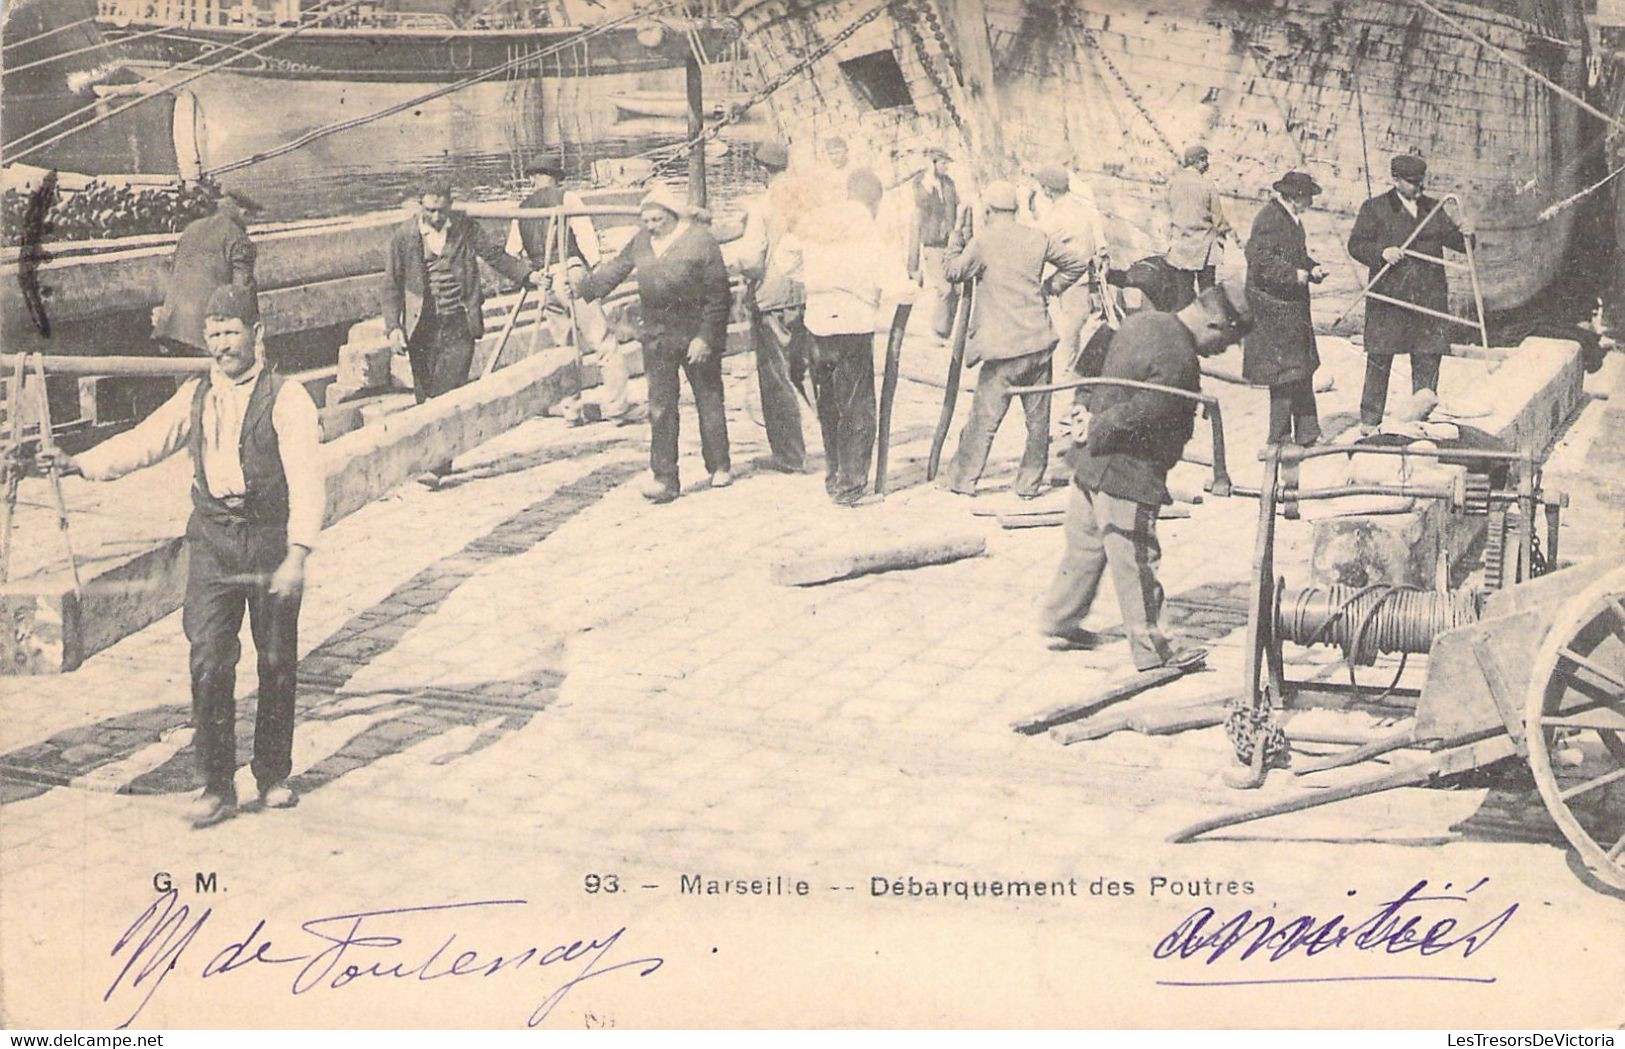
top-left (1044, 627), bottom-right (1102, 651)
top-left (260, 783), bottom-right (298, 809)
top-left (709, 469), bottom-right (733, 488)
top-left (639, 476), bottom-right (679, 503)
top-left (1145, 645), bottom-right (1209, 672)
top-left (187, 793), bottom-right (236, 830)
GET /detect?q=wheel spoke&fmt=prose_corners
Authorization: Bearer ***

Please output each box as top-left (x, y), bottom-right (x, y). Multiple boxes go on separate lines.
top-left (1542, 710), bottom-right (1625, 732)
top-left (1557, 647), bottom-right (1625, 695)
top-left (1558, 764), bottom-right (1625, 801)
top-left (1607, 597), bottom-right (1625, 645)
top-left (1609, 833), bottom-right (1625, 864)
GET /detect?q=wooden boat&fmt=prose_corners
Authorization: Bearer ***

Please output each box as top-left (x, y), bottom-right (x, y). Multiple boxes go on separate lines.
top-left (731, 0), bottom-right (1597, 316)
top-left (609, 88), bottom-right (760, 121)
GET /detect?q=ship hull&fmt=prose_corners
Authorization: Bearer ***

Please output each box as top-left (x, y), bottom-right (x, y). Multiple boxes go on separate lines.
top-left (733, 0), bottom-right (1592, 317)
top-left (97, 19), bottom-right (739, 83)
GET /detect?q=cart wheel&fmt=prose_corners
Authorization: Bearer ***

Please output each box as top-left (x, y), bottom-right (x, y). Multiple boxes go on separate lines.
top-left (1524, 566), bottom-right (1625, 892)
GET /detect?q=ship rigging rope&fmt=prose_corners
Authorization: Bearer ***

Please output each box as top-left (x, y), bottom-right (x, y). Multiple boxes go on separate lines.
top-left (0, 15), bottom-right (98, 54)
top-left (2, 0), bottom-right (368, 164)
top-left (634, 3), bottom-right (889, 174)
top-left (201, 0), bottom-right (683, 178)
top-left (1, 22), bottom-right (176, 77)
top-left (1538, 159), bottom-right (1625, 221)
top-left (1402, 0), bottom-right (1624, 135)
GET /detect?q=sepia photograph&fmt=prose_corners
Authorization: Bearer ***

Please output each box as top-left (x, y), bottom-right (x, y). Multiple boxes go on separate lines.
top-left (1, 0), bottom-right (1622, 1031)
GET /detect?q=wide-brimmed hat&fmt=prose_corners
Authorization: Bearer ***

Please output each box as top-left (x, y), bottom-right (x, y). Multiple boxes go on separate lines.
top-left (639, 184), bottom-right (689, 219)
top-left (1033, 165), bottom-right (1070, 193)
top-left (1391, 154), bottom-right (1427, 182)
top-left (1272, 170), bottom-right (1322, 198)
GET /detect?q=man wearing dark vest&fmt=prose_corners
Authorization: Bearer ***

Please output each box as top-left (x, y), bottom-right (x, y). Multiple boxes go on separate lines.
top-left (45, 286), bottom-right (324, 829)
top-left (383, 178), bottom-right (537, 486)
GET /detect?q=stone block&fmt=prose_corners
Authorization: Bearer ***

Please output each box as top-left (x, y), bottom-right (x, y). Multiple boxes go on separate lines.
top-left (1309, 337), bottom-right (1582, 587)
top-left (337, 338), bottom-right (393, 396)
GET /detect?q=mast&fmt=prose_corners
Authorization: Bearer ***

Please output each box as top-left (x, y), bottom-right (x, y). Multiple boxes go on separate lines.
top-left (941, 0), bottom-right (1006, 178)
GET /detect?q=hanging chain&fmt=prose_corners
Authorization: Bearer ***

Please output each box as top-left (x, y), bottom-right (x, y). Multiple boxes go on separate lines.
top-left (642, 2), bottom-right (890, 174)
top-left (892, 0), bottom-right (967, 137)
top-left (1067, 14), bottom-right (1179, 162)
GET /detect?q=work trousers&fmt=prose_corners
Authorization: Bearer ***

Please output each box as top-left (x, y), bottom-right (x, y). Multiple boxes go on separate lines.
top-left (181, 511), bottom-right (302, 803)
top-left (753, 305), bottom-right (811, 470)
top-left (1360, 352), bottom-right (1441, 427)
top-left (1041, 485), bottom-right (1174, 671)
top-left (810, 332), bottom-right (877, 503)
top-left (407, 307), bottom-right (477, 475)
top-left (1169, 264), bottom-right (1216, 310)
top-left (1266, 377), bottom-right (1322, 445)
top-left (947, 350), bottom-right (1052, 498)
top-left (645, 331), bottom-right (730, 493)
top-left (918, 245), bottom-right (962, 339)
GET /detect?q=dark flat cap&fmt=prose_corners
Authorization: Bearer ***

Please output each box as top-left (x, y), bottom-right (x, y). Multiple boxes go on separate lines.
top-left (1183, 144), bottom-right (1209, 166)
top-left (1272, 170), bottom-right (1323, 197)
top-left (204, 284), bottom-right (259, 325)
top-left (1391, 154), bottom-right (1427, 182)
top-left (525, 159), bottom-right (567, 180)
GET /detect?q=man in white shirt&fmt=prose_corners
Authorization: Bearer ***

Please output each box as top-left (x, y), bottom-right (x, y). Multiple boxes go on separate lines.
top-left (783, 168), bottom-right (915, 506)
top-left (42, 286), bottom-right (324, 829)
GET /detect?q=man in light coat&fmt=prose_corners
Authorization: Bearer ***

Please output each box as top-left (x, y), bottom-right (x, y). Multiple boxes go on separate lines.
top-left (942, 180), bottom-right (1089, 499)
top-left (1030, 164), bottom-right (1108, 372)
top-left (1165, 145), bottom-right (1232, 310)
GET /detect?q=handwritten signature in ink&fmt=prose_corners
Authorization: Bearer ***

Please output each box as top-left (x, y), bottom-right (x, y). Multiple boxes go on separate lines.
top-left (104, 890), bottom-right (663, 1028)
top-left (1152, 877), bottom-right (1517, 986)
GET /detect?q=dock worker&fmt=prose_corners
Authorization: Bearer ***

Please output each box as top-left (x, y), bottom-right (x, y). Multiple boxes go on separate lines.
top-left (153, 186), bottom-right (259, 356)
top-left (735, 140), bottom-right (811, 474)
top-left (382, 177), bottom-right (540, 488)
top-left (1243, 170), bottom-right (1328, 447)
top-left (514, 158), bottom-right (587, 268)
top-left (1039, 282), bottom-right (1252, 672)
top-left (568, 184), bottom-right (734, 503)
top-left (41, 286), bottom-right (323, 829)
top-left (1347, 153), bottom-right (1474, 434)
top-left (941, 179), bottom-right (1090, 500)
top-left (781, 168), bottom-right (915, 507)
top-left (1030, 163), bottom-right (1109, 370)
top-left (1165, 145), bottom-right (1233, 310)
top-left (906, 146), bottom-right (962, 339)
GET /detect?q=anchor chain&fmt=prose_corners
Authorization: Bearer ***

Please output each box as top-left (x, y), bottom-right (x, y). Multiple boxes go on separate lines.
top-left (891, 0), bottom-right (968, 138)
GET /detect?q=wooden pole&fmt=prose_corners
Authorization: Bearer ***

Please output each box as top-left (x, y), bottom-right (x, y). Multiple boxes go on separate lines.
top-left (685, 53), bottom-right (708, 210)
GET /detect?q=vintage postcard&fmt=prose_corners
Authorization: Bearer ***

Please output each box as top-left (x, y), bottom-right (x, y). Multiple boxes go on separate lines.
top-left (1, 0), bottom-right (1622, 1031)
